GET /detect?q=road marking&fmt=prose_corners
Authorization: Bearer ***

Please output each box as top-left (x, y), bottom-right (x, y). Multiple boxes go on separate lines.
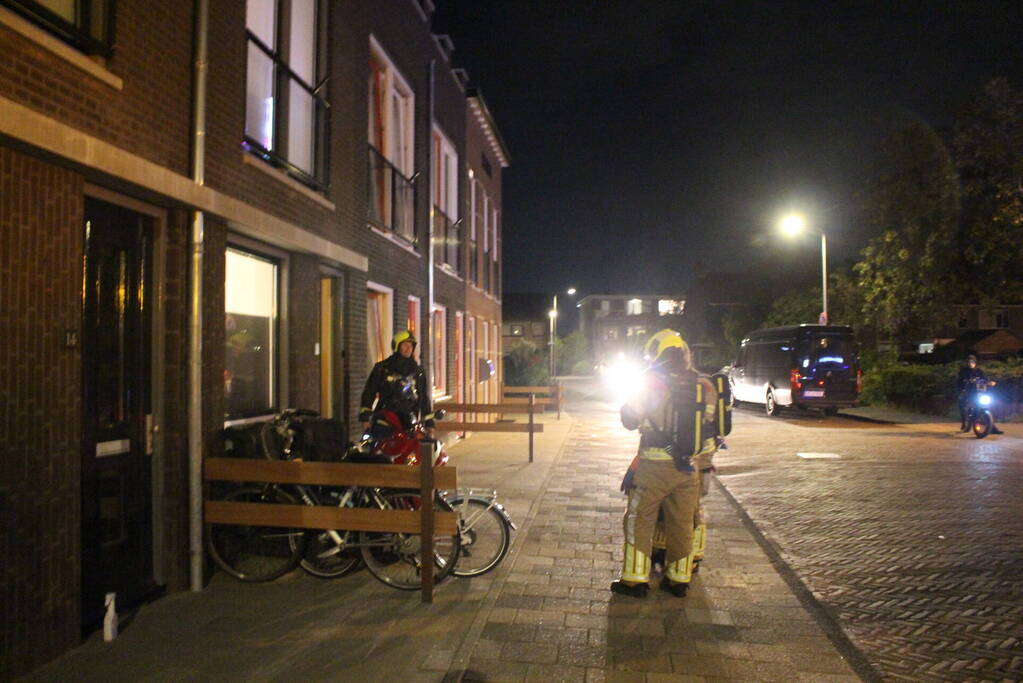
top-left (796, 452), bottom-right (842, 459)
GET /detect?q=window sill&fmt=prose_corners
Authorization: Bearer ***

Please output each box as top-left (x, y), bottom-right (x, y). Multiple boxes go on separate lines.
top-left (369, 224), bottom-right (421, 256)
top-left (242, 153), bottom-right (335, 210)
top-left (0, 6), bottom-right (122, 90)
top-left (437, 264), bottom-right (463, 281)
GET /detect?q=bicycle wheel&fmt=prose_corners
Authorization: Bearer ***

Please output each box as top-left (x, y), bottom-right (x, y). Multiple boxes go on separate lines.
top-left (359, 492), bottom-right (460, 590)
top-left (448, 496), bottom-right (511, 577)
top-left (294, 528), bottom-right (362, 578)
top-left (207, 485), bottom-right (304, 582)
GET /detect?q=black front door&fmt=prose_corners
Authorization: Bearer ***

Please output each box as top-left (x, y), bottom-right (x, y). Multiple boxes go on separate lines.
top-left (81, 197), bottom-right (157, 630)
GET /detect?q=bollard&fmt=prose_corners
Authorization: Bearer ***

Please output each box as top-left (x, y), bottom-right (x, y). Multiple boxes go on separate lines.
top-left (528, 393), bottom-right (535, 463)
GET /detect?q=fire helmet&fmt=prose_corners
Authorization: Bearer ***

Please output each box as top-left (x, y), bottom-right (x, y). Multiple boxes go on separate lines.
top-left (392, 329), bottom-right (418, 352)
top-left (643, 329), bottom-right (689, 363)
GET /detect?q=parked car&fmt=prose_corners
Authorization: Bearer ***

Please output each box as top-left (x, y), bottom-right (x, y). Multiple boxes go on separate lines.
top-left (729, 325), bottom-right (861, 416)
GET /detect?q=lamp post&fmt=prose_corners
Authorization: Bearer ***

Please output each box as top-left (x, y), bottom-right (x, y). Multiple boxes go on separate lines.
top-left (549, 287), bottom-right (577, 379)
top-left (780, 213), bottom-right (828, 325)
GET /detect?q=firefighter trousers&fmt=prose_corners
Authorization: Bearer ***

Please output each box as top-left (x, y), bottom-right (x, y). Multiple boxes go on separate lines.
top-left (620, 456), bottom-right (700, 584)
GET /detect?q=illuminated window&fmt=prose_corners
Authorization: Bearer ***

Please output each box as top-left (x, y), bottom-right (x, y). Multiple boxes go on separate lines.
top-left (368, 38), bottom-right (415, 242)
top-left (626, 299), bottom-right (643, 315)
top-left (366, 284), bottom-right (393, 363)
top-left (4, 0), bottom-right (113, 55)
top-left (225, 247), bottom-right (280, 419)
top-left (244, 0), bottom-right (328, 187)
top-left (431, 304), bottom-right (447, 396)
top-left (627, 326), bottom-right (646, 337)
top-left (658, 299), bottom-right (684, 315)
top-left (432, 126), bottom-right (461, 272)
top-left (407, 296), bottom-right (421, 361)
top-left (510, 324), bottom-right (524, 336)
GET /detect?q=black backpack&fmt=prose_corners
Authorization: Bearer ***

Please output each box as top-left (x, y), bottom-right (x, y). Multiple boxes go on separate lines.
top-left (666, 375), bottom-right (707, 471)
top-left (709, 371), bottom-right (733, 437)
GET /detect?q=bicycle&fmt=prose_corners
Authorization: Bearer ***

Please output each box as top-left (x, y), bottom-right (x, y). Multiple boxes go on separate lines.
top-left (206, 409), bottom-right (460, 589)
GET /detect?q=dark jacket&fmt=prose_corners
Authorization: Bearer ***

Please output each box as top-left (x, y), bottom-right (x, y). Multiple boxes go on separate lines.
top-left (359, 353), bottom-right (433, 427)
top-left (956, 365), bottom-right (987, 395)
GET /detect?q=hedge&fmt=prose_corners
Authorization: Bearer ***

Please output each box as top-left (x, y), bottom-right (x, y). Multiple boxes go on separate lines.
top-left (860, 360), bottom-right (1023, 419)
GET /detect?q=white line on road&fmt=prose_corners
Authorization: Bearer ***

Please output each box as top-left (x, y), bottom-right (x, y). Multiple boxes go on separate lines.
top-left (796, 452), bottom-right (843, 459)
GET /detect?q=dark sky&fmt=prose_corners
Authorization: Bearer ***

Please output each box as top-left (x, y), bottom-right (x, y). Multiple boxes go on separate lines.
top-left (432, 1), bottom-right (1023, 296)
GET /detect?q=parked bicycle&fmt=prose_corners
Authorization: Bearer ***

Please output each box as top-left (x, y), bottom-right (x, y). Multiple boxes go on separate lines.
top-left (206, 409), bottom-right (459, 589)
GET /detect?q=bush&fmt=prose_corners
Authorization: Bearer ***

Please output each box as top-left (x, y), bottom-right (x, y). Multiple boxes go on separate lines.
top-left (503, 341), bottom-right (549, 387)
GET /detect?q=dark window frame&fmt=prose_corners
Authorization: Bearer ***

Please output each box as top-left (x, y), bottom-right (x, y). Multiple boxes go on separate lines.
top-left (2, 0), bottom-right (114, 56)
top-left (242, 0), bottom-right (330, 191)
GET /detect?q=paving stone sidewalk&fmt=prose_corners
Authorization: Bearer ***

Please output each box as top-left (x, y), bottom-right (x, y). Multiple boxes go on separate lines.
top-left (21, 400), bottom-right (864, 682)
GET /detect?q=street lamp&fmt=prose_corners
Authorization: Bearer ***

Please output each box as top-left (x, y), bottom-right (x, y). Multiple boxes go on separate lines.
top-left (779, 212), bottom-right (828, 325)
top-left (550, 287), bottom-right (577, 379)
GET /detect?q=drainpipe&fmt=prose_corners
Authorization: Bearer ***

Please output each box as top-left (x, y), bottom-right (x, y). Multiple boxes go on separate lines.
top-left (426, 59), bottom-right (435, 391)
top-left (188, 0), bottom-right (209, 592)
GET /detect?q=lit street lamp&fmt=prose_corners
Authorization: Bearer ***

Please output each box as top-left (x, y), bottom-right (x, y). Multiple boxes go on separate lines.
top-left (549, 287), bottom-right (577, 378)
top-left (780, 212), bottom-right (828, 325)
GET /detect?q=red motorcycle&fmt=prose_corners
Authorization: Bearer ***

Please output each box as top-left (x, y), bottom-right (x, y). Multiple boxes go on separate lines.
top-left (351, 409), bottom-right (449, 467)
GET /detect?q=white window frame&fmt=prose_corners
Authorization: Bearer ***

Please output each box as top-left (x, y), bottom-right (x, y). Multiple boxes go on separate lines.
top-left (369, 36), bottom-right (414, 177)
top-left (432, 125), bottom-right (458, 220)
top-left (366, 281), bottom-right (394, 364)
top-left (407, 295), bottom-right (421, 361)
top-left (626, 299), bottom-right (643, 315)
top-left (431, 303), bottom-right (447, 397)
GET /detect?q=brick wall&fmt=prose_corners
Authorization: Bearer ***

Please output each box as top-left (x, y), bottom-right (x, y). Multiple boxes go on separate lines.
top-left (289, 253), bottom-right (323, 411)
top-left (0, 145), bottom-right (84, 678)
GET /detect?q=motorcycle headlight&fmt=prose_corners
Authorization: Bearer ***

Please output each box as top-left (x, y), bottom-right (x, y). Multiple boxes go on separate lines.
top-left (978, 394), bottom-right (992, 406)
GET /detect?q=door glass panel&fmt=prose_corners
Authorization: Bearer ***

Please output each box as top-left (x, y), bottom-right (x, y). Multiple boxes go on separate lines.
top-left (225, 248), bottom-right (278, 418)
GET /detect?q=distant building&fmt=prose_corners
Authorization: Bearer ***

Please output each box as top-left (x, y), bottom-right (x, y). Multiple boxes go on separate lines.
top-left (578, 294), bottom-right (686, 364)
top-left (501, 293), bottom-right (552, 352)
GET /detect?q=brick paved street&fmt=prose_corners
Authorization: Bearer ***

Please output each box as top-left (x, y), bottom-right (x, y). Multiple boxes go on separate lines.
top-left (717, 405), bottom-right (1023, 681)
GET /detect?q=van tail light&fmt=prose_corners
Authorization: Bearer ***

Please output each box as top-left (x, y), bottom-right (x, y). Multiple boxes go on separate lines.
top-left (790, 368), bottom-right (802, 392)
top-left (856, 368), bottom-right (863, 394)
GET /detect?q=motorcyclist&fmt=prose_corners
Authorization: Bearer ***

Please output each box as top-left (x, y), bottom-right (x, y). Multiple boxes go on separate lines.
top-left (956, 354), bottom-right (1002, 434)
top-left (612, 330), bottom-right (717, 598)
top-left (359, 330), bottom-right (434, 437)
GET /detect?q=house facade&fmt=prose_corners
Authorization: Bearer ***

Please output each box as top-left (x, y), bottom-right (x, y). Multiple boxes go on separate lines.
top-left (0, 0), bottom-right (506, 675)
top-left (578, 294), bottom-right (686, 364)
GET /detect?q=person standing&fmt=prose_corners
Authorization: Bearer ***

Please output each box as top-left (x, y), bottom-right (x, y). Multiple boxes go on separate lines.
top-left (360, 330), bottom-right (435, 437)
top-left (612, 330), bottom-right (717, 598)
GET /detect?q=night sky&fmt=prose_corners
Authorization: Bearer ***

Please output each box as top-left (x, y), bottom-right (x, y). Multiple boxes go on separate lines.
top-left (432, 2), bottom-right (1023, 296)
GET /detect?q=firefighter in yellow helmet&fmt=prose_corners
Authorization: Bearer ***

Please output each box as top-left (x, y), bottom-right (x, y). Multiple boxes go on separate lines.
top-left (612, 329), bottom-right (717, 598)
top-left (359, 330), bottom-right (434, 436)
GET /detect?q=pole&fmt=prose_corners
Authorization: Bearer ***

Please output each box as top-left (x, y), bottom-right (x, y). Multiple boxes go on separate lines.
top-left (528, 393), bottom-right (535, 463)
top-left (549, 293), bottom-right (557, 379)
top-left (821, 232), bottom-right (828, 324)
top-left (188, 0), bottom-right (209, 593)
top-left (419, 439), bottom-right (434, 603)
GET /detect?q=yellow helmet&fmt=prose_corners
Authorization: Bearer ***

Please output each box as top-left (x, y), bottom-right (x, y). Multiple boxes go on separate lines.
top-left (643, 328), bottom-right (688, 362)
top-left (391, 329), bottom-right (418, 351)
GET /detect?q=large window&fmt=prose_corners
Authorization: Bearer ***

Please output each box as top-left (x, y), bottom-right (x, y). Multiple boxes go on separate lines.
top-left (225, 248), bottom-right (279, 419)
top-left (3, 0), bottom-right (113, 55)
top-left (432, 126), bottom-right (460, 272)
top-left (244, 0), bottom-right (328, 188)
top-left (431, 304), bottom-right (447, 396)
top-left (368, 38), bottom-right (416, 243)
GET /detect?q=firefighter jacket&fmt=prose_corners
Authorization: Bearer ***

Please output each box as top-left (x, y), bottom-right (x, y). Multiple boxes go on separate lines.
top-left (359, 353), bottom-right (433, 427)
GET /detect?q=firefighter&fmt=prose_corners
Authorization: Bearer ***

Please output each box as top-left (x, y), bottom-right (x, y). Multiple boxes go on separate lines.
top-left (612, 330), bottom-right (717, 598)
top-left (359, 330), bottom-right (434, 436)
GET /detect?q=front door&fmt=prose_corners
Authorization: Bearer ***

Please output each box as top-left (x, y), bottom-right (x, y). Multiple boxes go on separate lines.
top-left (81, 197), bottom-right (157, 630)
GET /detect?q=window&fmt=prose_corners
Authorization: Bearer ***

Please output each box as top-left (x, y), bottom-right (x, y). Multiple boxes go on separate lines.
top-left (627, 326), bottom-right (646, 337)
top-left (407, 296), bottom-right (421, 361)
top-left (469, 177), bottom-right (481, 285)
top-left (432, 126), bottom-right (460, 272)
top-left (626, 299), bottom-right (643, 315)
top-left (531, 322), bottom-right (545, 337)
top-left (244, 0), bottom-right (328, 188)
top-left (978, 309), bottom-right (1009, 329)
top-left (431, 304), bottom-right (447, 396)
top-left (510, 324), bottom-right (524, 336)
top-left (225, 247), bottom-right (280, 419)
top-left (368, 38), bottom-right (415, 243)
top-left (4, 0), bottom-right (113, 55)
top-left (658, 299), bottom-right (684, 315)
top-left (366, 284), bottom-right (393, 364)
top-left (600, 300), bottom-right (611, 313)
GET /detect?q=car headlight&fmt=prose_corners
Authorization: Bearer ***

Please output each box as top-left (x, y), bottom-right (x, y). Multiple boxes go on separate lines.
top-left (978, 394), bottom-right (992, 406)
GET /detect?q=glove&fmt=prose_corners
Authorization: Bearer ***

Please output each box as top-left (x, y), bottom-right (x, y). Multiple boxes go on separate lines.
top-left (620, 469), bottom-right (636, 493)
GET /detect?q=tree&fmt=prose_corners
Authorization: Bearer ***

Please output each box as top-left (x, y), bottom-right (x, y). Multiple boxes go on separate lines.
top-left (503, 340), bottom-right (548, 386)
top-left (953, 78), bottom-right (1023, 303)
top-left (555, 329), bottom-right (590, 375)
top-left (854, 120), bottom-right (961, 345)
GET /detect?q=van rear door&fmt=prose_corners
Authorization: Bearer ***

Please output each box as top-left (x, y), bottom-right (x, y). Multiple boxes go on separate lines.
top-left (799, 332), bottom-right (859, 402)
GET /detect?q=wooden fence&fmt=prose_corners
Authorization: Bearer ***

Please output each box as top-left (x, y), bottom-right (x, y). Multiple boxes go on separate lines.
top-left (204, 443), bottom-right (455, 603)
top-left (435, 393), bottom-right (546, 462)
top-left (502, 384), bottom-right (562, 418)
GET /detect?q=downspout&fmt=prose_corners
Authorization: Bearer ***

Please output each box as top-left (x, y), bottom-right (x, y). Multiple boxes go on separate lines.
top-left (188, 0), bottom-right (209, 592)
top-left (426, 59), bottom-right (435, 391)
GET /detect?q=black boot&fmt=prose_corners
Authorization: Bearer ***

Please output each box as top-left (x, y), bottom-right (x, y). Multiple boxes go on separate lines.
top-left (610, 580), bottom-right (649, 598)
top-left (659, 577), bottom-right (689, 598)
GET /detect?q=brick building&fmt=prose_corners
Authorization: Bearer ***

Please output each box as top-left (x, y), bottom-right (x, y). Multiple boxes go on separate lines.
top-left (0, 0), bottom-right (506, 675)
